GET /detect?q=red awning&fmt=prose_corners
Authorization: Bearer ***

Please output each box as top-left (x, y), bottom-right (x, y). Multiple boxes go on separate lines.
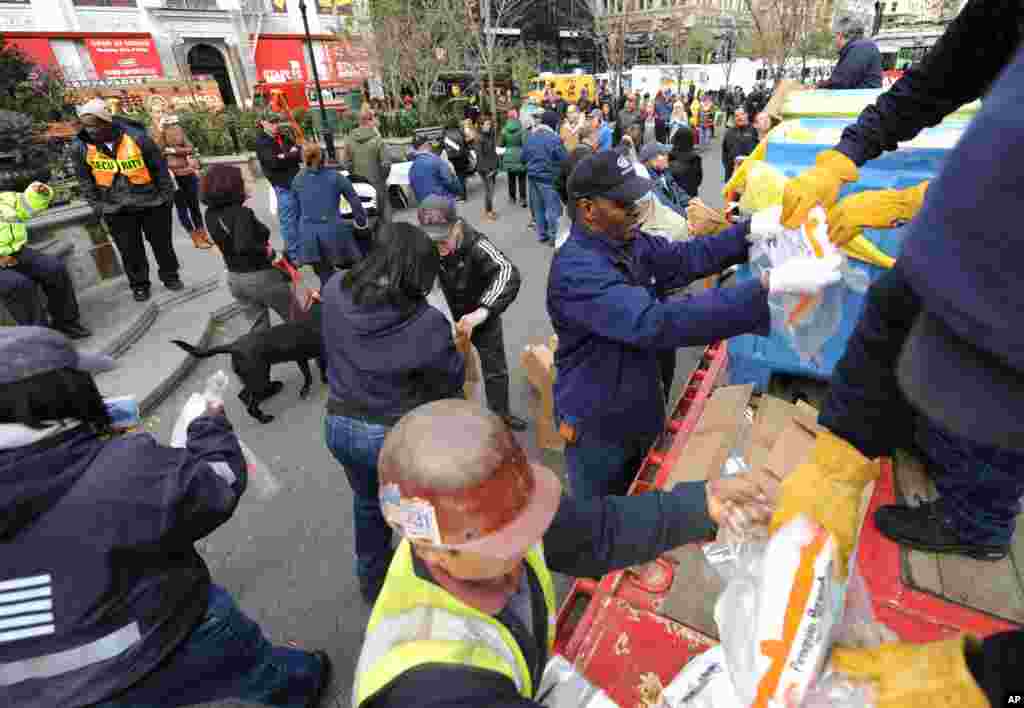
top-left (255, 38), bottom-right (308, 84)
top-left (317, 38), bottom-right (370, 89)
top-left (3, 36), bottom-right (58, 70)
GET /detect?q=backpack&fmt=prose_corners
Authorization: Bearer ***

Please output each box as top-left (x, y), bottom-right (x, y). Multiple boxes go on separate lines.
top-left (444, 129), bottom-right (468, 166)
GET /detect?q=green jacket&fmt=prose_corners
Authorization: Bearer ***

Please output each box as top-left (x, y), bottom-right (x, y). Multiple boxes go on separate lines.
top-left (0, 184), bottom-right (53, 257)
top-left (498, 120), bottom-right (526, 173)
top-left (344, 125), bottom-right (392, 186)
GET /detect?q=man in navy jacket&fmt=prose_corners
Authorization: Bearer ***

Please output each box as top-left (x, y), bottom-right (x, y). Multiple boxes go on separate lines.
top-left (547, 152), bottom-right (842, 499)
top-left (408, 136), bottom-right (462, 203)
top-left (817, 16), bottom-right (882, 90)
top-left (521, 110), bottom-right (568, 244)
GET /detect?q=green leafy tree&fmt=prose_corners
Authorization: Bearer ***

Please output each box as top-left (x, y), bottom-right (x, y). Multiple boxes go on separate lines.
top-left (0, 38), bottom-right (74, 123)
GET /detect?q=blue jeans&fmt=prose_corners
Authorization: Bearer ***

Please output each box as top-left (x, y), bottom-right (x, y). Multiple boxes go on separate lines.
top-left (94, 585), bottom-right (323, 708)
top-left (529, 179), bottom-right (561, 242)
top-left (274, 186), bottom-right (300, 263)
top-left (565, 431), bottom-right (658, 499)
top-left (699, 126), bottom-right (712, 146)
top-left (324, 415), bottom-right (393, 583)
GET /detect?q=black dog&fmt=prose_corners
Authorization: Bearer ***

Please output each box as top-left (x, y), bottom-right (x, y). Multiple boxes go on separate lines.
top-left (172, 305), bottom-right (325, 423)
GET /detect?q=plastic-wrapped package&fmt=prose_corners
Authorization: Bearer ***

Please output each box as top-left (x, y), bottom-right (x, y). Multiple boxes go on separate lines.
top-left (535, 655), bottom-right (618, 707)
top-left (749, 207), bottom-right (846, 362)
top-left (170, 370), bottom-right (281, 499)
top-left (660, 646), bottom-right (742, 707)
top-left (715, 515), bottom-right (841, 708)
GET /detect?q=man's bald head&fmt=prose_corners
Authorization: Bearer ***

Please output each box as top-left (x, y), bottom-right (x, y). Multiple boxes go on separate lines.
top-left (379, 399), bottom-right (517, 491)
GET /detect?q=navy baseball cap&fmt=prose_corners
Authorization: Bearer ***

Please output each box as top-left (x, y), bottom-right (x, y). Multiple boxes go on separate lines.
top-left (0, 326), bottom-right (116, 385)
top-left (569, 151), bottom-right (652, 204)
top-left (638, 142), bottom-right (671, 163)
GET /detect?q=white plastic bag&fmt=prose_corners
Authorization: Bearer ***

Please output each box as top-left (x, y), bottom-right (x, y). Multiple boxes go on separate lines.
top-left (267, 181), bottom-right (278, 217)
top-left (749, 207), bottom-right (845, 362)
top-left (535, 655), bottom-right (618, 707)
top-left (170, 370), bottom-right (281, 499)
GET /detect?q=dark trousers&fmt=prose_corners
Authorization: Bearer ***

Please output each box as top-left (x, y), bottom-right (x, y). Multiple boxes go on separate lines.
top-left (104, 202), bottom-right (180, 290)
top-left (0, 247), bottom-right (81, 327)
top-left (481, 170), bottom-right (496, 213)
top-left (471, 314), bottom-right (511, 417)
top-left (93, 585), bottom-right (323, 708)
top-left (507, 171), bottom-right (527, 204)
top-left (821, 265), bottom-right (1024, 546)
top-left (173, 174), bottom-right (204, 232)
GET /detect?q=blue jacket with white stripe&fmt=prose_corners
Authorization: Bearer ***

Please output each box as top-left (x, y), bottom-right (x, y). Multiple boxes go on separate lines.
top-left (0, 415), bottom-right (246, 707)
top-left (438, 222), bottom-right (521, 322)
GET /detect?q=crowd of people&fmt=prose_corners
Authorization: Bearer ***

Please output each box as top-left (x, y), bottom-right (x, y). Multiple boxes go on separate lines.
top-left (2, 5), bottom-right (1022, 705)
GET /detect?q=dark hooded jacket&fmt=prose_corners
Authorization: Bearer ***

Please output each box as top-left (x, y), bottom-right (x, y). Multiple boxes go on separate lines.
top-left (0, 416), bottom-right (246, 707)
top-left (322, 271), bottom-right (465, 426)
top-left (668, 127), bottom-right (703, 198)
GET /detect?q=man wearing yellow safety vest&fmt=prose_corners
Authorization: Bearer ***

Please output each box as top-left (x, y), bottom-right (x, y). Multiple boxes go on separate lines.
top-left (352, 398), bottom-right (778, 708)
top-left (0, 182), bottom-right (91, 338)
top-left (72, 98), bottom-right (181, 303)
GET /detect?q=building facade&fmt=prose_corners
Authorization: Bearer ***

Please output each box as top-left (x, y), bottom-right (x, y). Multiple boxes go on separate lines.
top-left (0, 0), bottom-right (373, 106)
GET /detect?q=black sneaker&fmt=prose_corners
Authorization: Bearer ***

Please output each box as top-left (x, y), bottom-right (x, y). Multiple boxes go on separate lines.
top-left (874, 500), bottom-right (1010, 561)
top-left (306, 650), bottom-right (333, 708)
top-left (164, 277), bottom-right (185, 291)
top-left (132, 286), bottom-right (151, 302)
top-left (501, 414), bottom-right (528, 432)
top-left (55, 322), bottom-right (92, 340)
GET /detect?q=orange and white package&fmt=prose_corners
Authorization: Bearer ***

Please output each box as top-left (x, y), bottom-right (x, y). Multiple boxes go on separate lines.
top-left (716, 514), bottom-right (841, 708)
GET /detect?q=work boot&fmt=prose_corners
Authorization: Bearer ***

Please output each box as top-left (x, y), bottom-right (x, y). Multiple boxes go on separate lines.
top-left (54, 322), bottom-right (92, 340)
top-left (874, 500), bottom-right (1010, 561)
top-left (501, 414), bottom-right (528, 432)
top-left (164, 276), bottom-right (185, 292)
top-left (132, 285), bottom-right (151, 302)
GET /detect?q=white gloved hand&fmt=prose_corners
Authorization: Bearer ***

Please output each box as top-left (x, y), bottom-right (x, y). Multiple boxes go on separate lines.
top-left (767, 254), bottom-right (843, 295)
top-left (747, 205), bottom-right (784, 243)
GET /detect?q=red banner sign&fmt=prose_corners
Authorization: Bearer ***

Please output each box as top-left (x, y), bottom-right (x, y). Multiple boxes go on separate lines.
top-left (319, 39), bottom-right (370, 88)
top-left (85, 37), bottom-right (163, 79)
top-left (254, 38), bottom-right (308, 84)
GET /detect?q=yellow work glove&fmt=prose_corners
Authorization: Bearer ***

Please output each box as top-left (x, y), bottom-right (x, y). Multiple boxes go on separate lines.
top-left (827, 181), bottom-right (930, 247)
top-left (831, 636), bottom-right (989, 708)
top-left (769, 430), bottom-right (879, 578)
top-left (722, 138), bottom-right (768, 204)
top-left (780, 149), bottom-right (859, 229)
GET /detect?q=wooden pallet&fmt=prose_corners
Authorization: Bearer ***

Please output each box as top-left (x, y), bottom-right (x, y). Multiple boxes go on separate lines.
top-left (895, 450), bottom-right (1024, 625)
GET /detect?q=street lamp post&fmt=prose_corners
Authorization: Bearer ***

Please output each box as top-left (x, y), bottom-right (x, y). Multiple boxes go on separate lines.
top-left (298, 0), bottom-right (337, 163)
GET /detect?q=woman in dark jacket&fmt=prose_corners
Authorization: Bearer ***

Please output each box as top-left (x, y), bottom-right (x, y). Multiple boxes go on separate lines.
top-left (291, 141), bottom-right (369, 286)
top-left (475, 117), bottom-right (500, 221)
top-left (202, 164), bottom-right (293, 331)
top-left (669, 126), bottom-right (703, 199)
top-left (322, 221), bottom-right (465, 604)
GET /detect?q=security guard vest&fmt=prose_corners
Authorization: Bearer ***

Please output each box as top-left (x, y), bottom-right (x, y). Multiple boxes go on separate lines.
top-left (85, 135), bottom-right (152, 188)
top-left (352, 540), bottom-right (557, 707)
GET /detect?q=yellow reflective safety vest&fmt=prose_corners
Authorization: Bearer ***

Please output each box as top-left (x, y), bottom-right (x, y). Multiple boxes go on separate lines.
top-left (0, 185), bottom-right (53, 257)
top-left (85, 135), bottom-right (152, 188)
top-left (352, 540), bottom-right (557, 707)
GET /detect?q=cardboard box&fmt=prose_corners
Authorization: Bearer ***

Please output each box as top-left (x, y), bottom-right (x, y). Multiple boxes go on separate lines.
top-left (521, 341), bottom-right (562, 451)
top-left (664, 384), bottom-right (754, 489)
